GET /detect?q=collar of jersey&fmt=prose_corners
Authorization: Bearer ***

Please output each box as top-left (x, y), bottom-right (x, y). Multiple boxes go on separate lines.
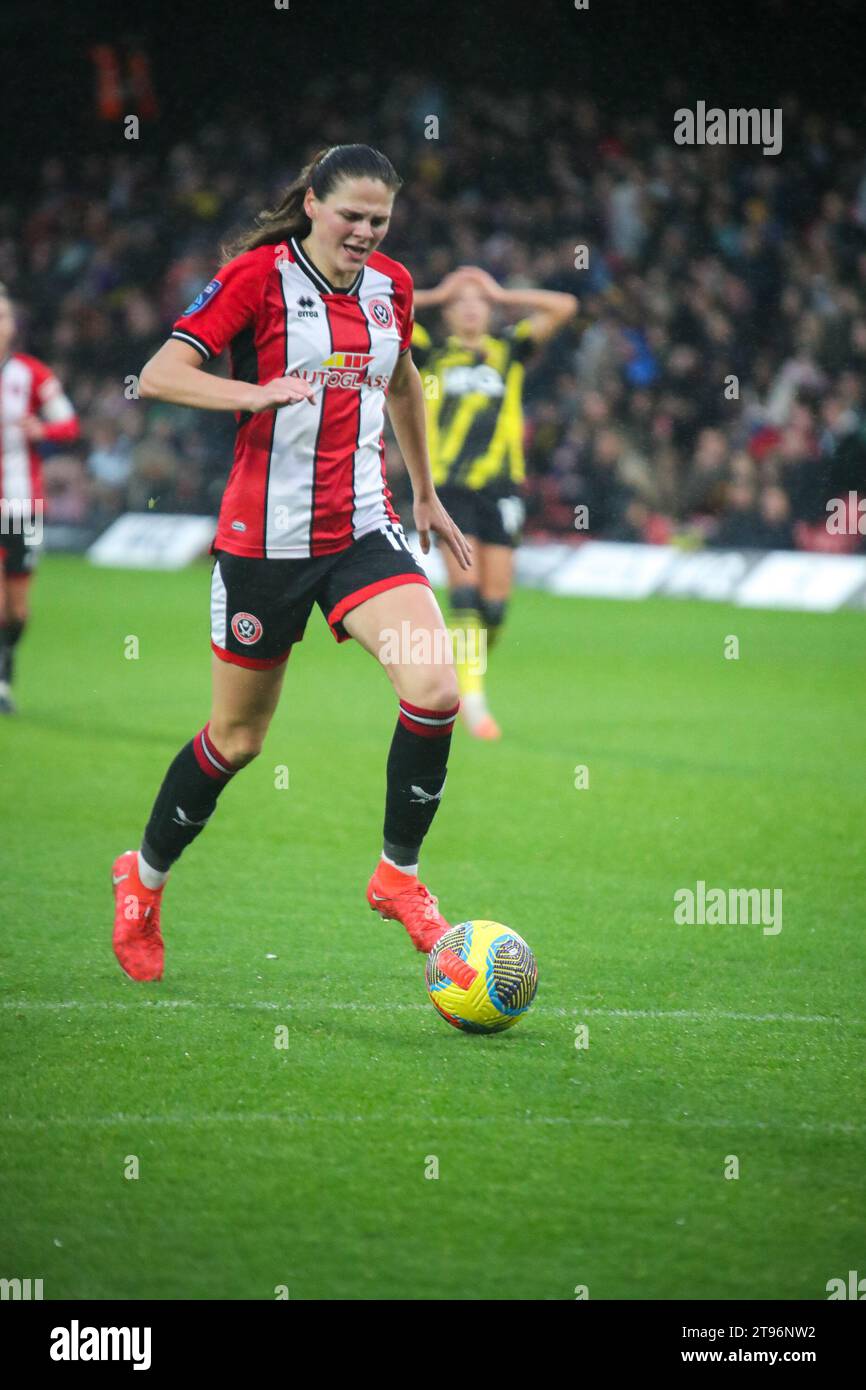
top-left (290, 237), bottom-right (364, 297)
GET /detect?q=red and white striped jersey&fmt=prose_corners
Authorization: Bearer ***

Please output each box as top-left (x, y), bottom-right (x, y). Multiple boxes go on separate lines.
top-left (0, 353), bottom-right (79, 503)
top-left (171, 238), bottom-right (414, 559)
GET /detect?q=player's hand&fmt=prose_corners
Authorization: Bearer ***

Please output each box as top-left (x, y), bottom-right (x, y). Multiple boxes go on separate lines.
top-left (455, 266), bottom-right (503, 301)
top-left (20, 415), bottom-right (46, 441)
top-left (436, 269), bottom-right (476, 303)
top-left (251, 375), bottom-right (317, 412)
top-left (414, 492), bottom-right (472, 570)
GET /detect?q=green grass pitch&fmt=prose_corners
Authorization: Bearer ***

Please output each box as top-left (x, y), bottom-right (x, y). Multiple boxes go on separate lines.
top-left (1, 554), bottom-right (864, 1300)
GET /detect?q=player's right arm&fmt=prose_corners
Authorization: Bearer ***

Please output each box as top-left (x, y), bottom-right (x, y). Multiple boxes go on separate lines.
top-left (139, 339), bottom-right (314, 413)
top-left (139, 250), bottom-right (315, 413)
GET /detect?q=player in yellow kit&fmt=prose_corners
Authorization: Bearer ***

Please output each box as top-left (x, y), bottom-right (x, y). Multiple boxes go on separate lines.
top-left (412, 266), bottom-right (577, 737)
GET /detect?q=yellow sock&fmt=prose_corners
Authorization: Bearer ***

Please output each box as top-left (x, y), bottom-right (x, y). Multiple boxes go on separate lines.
top-left (450, 610), bottom-right (485, 699)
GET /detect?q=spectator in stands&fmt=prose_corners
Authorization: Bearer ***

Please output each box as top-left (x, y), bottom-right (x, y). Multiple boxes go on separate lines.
top-left (6, 85), bottom-right (865, 553)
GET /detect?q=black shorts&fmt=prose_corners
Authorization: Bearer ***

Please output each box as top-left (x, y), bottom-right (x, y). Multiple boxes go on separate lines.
top-left (437, 485), bottom-right (525, 548)
top-left (210, 523), bottom-right (431, 668)
top-left (0, 529), bottom-right (38, 579)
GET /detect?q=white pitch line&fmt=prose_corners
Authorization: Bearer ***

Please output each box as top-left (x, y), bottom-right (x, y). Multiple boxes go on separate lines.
top-left (0, 999), bottom-right (198, 1010)
top-left (0, 1111), bottom-right (863, 1136)
top-left (577, 1007), bottom-right (845, 1025)
top-left (0, 999), bottom-right (852, 1026)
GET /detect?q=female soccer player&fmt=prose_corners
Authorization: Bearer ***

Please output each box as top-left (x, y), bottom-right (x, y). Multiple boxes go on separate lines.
top-left (412, 267), bottom-right (577, 737)
top-left (0, 284), bottom-right (79, 714)
top-left (111, 145), bottom-right (471, 981)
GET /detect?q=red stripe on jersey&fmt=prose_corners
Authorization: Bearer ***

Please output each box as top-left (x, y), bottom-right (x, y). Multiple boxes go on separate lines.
top-left (310, 298), bottom-right (371, 556)
top-left (326, 572), bottom-right (431, 638)
top-left (368, 250), bottom-right (414, 351)
top-left (216, 266), bottom-right (289, 557)
top-left (379, 436), bottom-right (400, 525)
top-left (0, 354), bottom-right (58, 504)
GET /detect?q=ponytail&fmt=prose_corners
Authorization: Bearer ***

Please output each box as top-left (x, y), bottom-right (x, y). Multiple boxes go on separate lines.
top-left (223, 144), bottom-right (402, 259)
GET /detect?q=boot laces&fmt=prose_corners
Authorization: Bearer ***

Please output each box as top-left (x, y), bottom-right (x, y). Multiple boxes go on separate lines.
top-left (400, 883), bottom-right (440, 926)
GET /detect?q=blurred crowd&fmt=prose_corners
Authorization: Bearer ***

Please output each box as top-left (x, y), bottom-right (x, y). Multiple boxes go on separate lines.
top-left (3, 74), bottom-right (866, 551)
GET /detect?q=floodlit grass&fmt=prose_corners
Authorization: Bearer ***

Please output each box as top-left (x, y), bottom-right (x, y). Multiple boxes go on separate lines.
top-left (1, 556), bottom-right (864, 1299)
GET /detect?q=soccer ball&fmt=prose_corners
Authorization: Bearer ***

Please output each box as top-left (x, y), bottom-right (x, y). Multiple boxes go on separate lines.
top-left (425, 921), bottom-right (538, 1033)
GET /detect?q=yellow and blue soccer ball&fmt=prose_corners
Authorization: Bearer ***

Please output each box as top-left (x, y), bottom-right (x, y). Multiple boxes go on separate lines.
top-left (425, 921), bottom-right (538, 1033)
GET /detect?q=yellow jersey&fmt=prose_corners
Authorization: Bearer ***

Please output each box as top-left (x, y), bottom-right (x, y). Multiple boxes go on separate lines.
top-left (411, 319), bottom-right (535, 492)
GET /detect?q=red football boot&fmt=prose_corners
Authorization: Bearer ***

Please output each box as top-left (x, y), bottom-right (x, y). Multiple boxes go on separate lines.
top-left (111, 850), bottom-right (166, 982)
top-left (367, 859), bottom-right (450, 953)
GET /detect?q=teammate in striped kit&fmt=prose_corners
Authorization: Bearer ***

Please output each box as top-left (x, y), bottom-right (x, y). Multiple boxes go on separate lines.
top-left (111, 146), bottom-right (472, 980)
top-left (0, 285), bottom-right (79, 714)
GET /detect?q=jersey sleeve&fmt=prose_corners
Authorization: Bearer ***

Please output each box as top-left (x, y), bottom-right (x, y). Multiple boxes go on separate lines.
top-left (505, 318), bottom-right (536, 363)
top-left (25, 357), bottom-right (79, 443)
top-left (389, 264), bottom-right (415, 354)
top-left (411, 321), bottom-right (432, 367)
top-left (171, 250), bottom-right (267, 361)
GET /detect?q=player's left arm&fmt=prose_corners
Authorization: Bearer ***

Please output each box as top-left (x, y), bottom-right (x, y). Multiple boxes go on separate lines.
top-left (21, 362), bottom-right (79, 444)
top-left (386, 350), bottom-right (471, 570)
top-left (458, 267), bottom-right (579, 345)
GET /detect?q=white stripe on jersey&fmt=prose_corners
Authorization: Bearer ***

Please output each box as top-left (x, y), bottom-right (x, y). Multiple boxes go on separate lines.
top-left (257, 257), bottom-right (403, 558)
top-left (1, 357), bottom-right (35, 502)
top-left (40, 382), bottom-right (76, 425)
top-left (351, 262), bottom-right (402, 541)
top-left (264, 259), bottom-right (330, 557)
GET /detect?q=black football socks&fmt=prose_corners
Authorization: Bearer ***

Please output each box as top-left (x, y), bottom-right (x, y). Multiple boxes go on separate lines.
top-left (382, 699), bottom-right (459, 868)
top-left (141, 723), bottom-right (237, 874)
top-left (0, 618), bottom-right (25, 684)
top-left (140, 701), bottom-right (459, 879)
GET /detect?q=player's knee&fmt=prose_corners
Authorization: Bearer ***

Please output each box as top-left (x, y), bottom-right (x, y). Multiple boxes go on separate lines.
top-left (409, 668), bottom-right (460, 713)
top-left (450, 584), bottom-right (481, 614)
top-left (480, 598), bottom-right (507, 629)
top-left (208, 721), bottom-right (265, 768)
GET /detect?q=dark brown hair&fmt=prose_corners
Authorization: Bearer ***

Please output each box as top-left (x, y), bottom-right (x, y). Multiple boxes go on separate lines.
top-left (224, 144), bottom-right (402, 259)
